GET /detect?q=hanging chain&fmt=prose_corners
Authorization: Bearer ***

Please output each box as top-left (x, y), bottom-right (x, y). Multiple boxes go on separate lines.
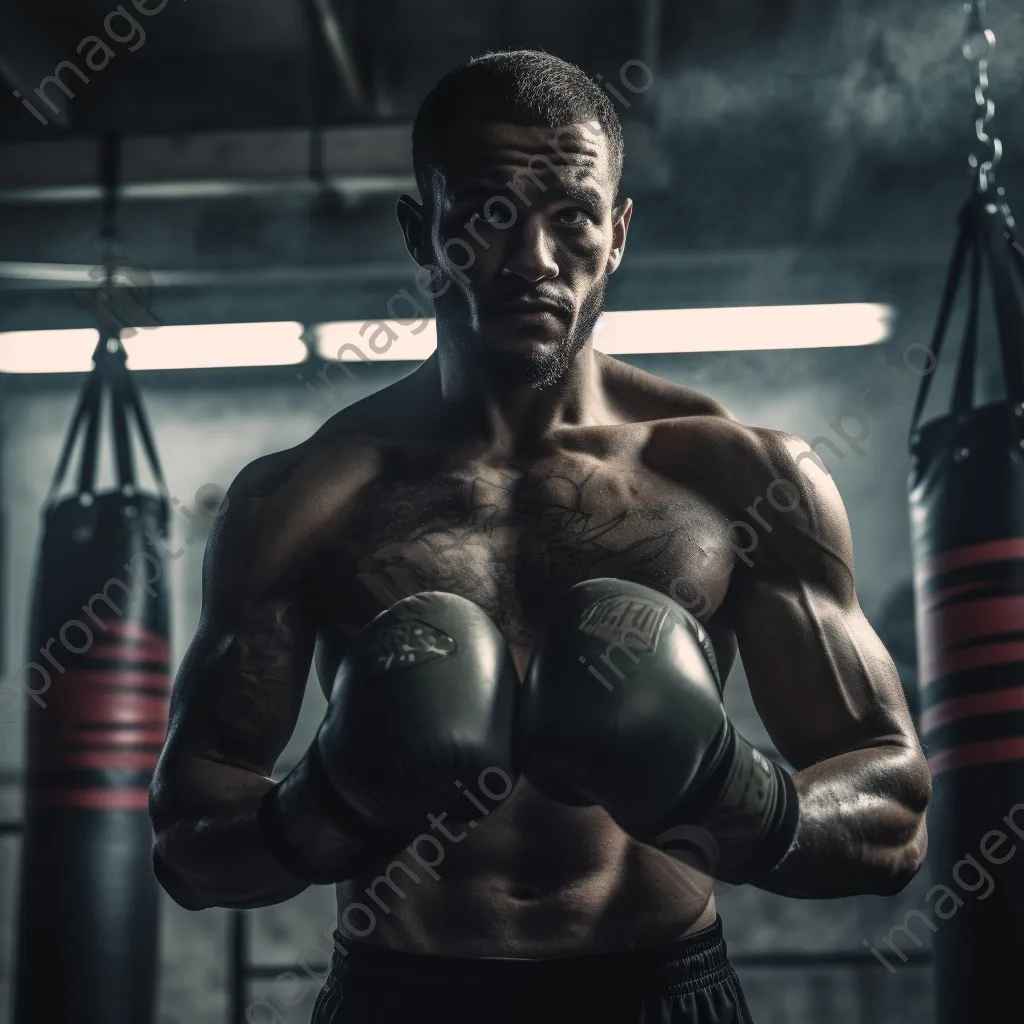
top-left (962, 1), bottom-right (1016, 229)
top-left (961, 3), bottom-right (1001, 185)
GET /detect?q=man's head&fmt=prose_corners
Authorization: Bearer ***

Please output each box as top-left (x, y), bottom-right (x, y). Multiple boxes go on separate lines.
top-left (398, 50), bottom-right (632, 389)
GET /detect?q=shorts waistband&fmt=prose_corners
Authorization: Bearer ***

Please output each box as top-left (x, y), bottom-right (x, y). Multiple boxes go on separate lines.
top-left (330, 916), bottom-right (730, 998)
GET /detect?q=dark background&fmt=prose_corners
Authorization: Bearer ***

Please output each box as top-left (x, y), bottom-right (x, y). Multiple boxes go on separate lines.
top-left (2, 0), bottom-right (1022, 1019)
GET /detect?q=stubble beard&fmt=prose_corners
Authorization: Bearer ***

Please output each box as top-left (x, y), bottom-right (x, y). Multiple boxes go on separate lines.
top-left (441, 275), bottom-right (608, 391)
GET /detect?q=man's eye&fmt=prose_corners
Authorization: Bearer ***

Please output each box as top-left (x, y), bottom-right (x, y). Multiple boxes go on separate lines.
top-left (555, 208), bottom-right (592, 227)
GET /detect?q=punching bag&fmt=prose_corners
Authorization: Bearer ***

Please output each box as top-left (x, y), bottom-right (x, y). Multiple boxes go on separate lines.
top-left (909, 187), bottom-right (1024, 1023)
top-left (15, 338), bottom-right (171, 1023)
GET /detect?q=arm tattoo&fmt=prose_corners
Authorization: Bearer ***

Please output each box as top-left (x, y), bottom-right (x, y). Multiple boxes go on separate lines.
top-left (211, 601), bottom-right (306, 767)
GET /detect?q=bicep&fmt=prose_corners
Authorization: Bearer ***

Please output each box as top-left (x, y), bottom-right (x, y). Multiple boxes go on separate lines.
top-left (728, 430), bottom-right (916, 768)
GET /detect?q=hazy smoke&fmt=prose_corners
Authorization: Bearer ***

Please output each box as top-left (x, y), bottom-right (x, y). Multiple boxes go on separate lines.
top-left (654, 1), bottom-right (1024, 152)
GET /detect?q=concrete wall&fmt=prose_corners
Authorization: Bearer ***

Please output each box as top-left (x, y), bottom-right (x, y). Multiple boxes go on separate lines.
top-left (0, 284), bottom-right (978, 1022)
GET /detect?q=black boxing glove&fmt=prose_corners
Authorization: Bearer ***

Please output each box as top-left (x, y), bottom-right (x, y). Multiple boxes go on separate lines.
top-left (521, 578), bottom-right (799, 884)
top-left (261, 591), bottom-right (519, 883)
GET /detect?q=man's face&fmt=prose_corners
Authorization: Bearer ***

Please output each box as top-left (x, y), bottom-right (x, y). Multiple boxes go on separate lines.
top-left (409, 121), bottom-right (631, 387)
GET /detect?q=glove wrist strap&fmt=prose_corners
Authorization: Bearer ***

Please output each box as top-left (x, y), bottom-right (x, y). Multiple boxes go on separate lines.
top-left (662, 728), bottom-right (800, 883)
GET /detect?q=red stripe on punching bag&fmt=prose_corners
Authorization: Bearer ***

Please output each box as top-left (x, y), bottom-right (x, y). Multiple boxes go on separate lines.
top-left (95, 618), bottom-right (171, 659)
top-left (921, 685), bottom-right (1024, 734)
top-left (915, 537), bottom-right (1024, 581)
top-left (26, 622), bottom-right (171, 808)
top-left (919, 638), bottom-right (1024, 690)
top-left (927, 736), bottom-right (1024, 775)
top-left (44, 727), bottom-right (169, 747)
top-left (921, 580), bottom-right (988, 607)
top-left (28, 788), bottom-right (151, 811)
top-left (33, 749), bottom-right (161, 771)
top-left (88, 645), bottom-right (168, 663)
top-left (922, 595), bottom-right (1024, 646)
top-left (54, 669), bottom-right (169, 689)
top-left (918, 551), bottom-right (1024, 687)
top-left (37, 691), bottom-right (169, 730)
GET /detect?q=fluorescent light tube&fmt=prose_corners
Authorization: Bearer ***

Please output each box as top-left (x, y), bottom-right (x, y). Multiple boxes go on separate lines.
top-left (313, 303), bottom-right (895, 363)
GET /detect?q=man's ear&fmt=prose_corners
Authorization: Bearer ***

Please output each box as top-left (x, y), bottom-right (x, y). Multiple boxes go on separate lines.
top-left (396, 194), bottom-right (428, 266)
top-left (607, 197), bottom-right (633, 275)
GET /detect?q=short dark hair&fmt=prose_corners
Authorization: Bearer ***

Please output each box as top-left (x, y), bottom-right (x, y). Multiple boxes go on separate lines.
top-left (412, 49), bottom-right (625, 209)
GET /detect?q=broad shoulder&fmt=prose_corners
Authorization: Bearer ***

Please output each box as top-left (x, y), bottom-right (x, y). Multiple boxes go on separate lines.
top-left (230, 429), bottom-right (383, 513)
top-left (205, 433), bottom-right (385, 603)
top-left (649, 417), bottom-right (850, 556)
top-left (697, 421), bottom-right (839, 495)
top-left (718, 423), bottom-right (845, 518)
top-left (598, 356), bottom-right (841, 517)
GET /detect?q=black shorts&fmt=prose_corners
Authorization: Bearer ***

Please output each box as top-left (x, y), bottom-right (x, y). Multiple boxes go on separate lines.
top-left (310, 915), bottom-right (753, 1023)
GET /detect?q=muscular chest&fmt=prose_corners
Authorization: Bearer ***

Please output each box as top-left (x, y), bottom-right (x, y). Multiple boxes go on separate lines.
top-left (327, 447), bottom-right (734, 655)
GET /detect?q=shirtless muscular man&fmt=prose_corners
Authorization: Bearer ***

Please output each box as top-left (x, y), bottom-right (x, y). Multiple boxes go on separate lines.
top-left (149, 50), bottom-right (931, 1024)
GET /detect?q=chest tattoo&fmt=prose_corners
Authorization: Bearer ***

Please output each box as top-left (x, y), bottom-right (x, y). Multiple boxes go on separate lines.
top-left (342, 462), bottom-right (709, 649)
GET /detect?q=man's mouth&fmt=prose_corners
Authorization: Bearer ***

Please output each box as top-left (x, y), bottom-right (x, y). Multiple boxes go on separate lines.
top-left (491, 298), bottom-right (566, 318)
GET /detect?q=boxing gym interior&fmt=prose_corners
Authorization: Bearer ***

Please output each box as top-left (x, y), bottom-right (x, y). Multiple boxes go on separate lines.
top-left (1, 1), bottom-right (1023, 1022)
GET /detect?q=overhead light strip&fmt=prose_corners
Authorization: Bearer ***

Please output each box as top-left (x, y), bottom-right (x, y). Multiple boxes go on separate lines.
top-left (314, 304), bottom-right (895, 362)
top-left (0, 323), bottom-right (306, 373)
top-left (0, 305), bottom-right (894, 374)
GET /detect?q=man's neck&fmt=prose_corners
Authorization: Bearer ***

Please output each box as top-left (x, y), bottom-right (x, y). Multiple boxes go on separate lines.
top-left (419, 343), bottom-right (618, 455)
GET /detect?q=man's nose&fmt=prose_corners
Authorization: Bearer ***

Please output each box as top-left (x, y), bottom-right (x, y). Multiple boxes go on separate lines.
top-left (499, 218), bottom-right (560, 283)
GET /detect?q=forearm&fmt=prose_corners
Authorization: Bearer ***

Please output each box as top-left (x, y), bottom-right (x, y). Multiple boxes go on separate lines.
top-left (751, 743), bottom-right (932, 898)
top-left (152, 749), bottom-right (376, 910)
top-left (153, 762), bottom-right (305, 910)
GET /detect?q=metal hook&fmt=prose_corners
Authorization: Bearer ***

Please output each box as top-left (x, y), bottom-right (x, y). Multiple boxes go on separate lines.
top-left (961, 1), bottom-right (995, 63)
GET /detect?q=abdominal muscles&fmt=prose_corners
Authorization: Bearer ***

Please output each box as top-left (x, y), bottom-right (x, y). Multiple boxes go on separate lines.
top-left (335, 776), bottom-right (716, 956)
